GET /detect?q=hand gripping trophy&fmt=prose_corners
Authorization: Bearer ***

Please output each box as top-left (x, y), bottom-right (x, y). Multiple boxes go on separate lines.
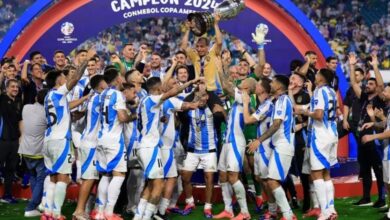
top-left (187, 0), bottom-right (246, 36)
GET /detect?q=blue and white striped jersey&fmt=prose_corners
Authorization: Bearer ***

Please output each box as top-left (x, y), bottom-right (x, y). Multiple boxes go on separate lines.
top-left (160, 97), bottom-right (183, 149)
top-left (225, 88), bottom-right (246, 147)
top-left (188, 106), bottom-right (217, 152)
top-left (271, 94), bottom-right (295, 156)
top-left (252, 98), bottom-right (274, 154)
top-left (44, 84), bottom-right (71, 141)
top-left (310, 86), bottom-right (338, 138)
top-left (138, 95), bottom-right (163, 148)
top-left (80, 92), bottom-right (101, 147)
top-left (97, 87), bottom-right (127, 146)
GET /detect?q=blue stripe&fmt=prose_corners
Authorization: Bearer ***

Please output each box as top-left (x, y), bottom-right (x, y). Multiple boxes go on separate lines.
top-left (52, 93), bottom-right (64, 125)
top-left (273, 151), bottom-right (286, 181)
top-left (89, 95), bottom-right (100, 134)
top-left (144, 146), bottom-right (159, 178)
top-left (322, 89), bottom-right (329, 128)
top-left (163, 149), bottom-right (174, 178)
top-left (51, 139), bottom-right (71, 174)
top-left (260, 151), bottom-right (269, 166)
top-left (108, 91), bottom-right (117, 131)
top-left (106, 136), bottom-right (125, 173)
top-left (98, 88), bottom-right (109, 138)
top-left (144, 97), bottom-right (157, 135)
top-left (81, 148), bottom-right (96, 175)
top-left (200, 109), bottom-right (209, 150)
top-left (127, 121), bottom-right (138, 158)
top-left (311, 132), bottom-right (330, 169)
top-left (231, 140), bottom-right (243, 172)
top-left (284, 97), bottom-right (293, 143)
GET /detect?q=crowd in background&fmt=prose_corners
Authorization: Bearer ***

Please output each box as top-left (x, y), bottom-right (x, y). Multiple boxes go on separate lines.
top-left (294, 0), bottom-right (390, 71)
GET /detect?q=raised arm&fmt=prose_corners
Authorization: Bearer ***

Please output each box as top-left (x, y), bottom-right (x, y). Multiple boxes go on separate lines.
top-left (21, 60), bottom-right (30, 84)
top-left (370, 53), bottom-right (384, 95)
top-left (213, 13), bottom-right (222, 55)
top-left (348, 53), bottom-right (362, 99)
top-left (235, 40), bottom-right (256, 68)
top-left (299, 55), bottom-right (311, 77)
top-left (180, 21), bottom-right (191, 51)
top-left (254, 48), bottom-right (265, 79)
top-left (66, 61), bottom-right (87, 91)
top-left (162, 57), bottom-right (178, 86)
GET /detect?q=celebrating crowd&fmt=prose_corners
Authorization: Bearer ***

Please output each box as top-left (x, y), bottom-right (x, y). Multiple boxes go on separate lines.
top-left (294, 0), bottom-right (390, 71)
top-left (1, 9), bottom-right (390, 220)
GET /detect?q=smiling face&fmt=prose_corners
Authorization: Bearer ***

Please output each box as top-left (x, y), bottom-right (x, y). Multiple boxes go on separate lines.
top-left (150, 54), bottom-right (161, 69)
top-left (31, 64), bottom-right (43, 79)
top-left (6, 80), bottom-right (19, 98)
top-left (54, 52), bottom-right (66, 67)
top-left (122, 44), bottom-right (136, 60)
top-left (195, 39), bottom-right (209, 57)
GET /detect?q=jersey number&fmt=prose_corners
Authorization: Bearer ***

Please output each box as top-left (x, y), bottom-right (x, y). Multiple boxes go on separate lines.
top-left (47, 104), bottom-right (57, 127)
top-left (102, 106), bottom-right (109, 124)
top-left (157, 159), bottom-right (163, 168)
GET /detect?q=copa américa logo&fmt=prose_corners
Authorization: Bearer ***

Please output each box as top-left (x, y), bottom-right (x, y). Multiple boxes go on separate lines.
top-left (61, 22), bottom-right (74, 36)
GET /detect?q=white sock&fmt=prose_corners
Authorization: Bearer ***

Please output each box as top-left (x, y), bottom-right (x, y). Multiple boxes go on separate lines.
top-left (310, 183), bottom-right (319, 208)
top-left (159, 198), bottom-right (170, 215)
top-left (232, 181), bottom-right (249, 214)
top-left (97, 176), bottom-right (111, 213)
top-left (44, 180), bottom-right (55, 214)
top-left (105, 176), bottom-right (125, 215)
top-left (41, 176), bottom-right (50, 209)
top-left (268, 202), bottom-right (277, 215)
top-left (221, 182), bottom-right (233, 212)
top-left (325, 180), bottom-right (335, 213)
top-left (273, 186), bottom-right (293, 219)
top-left (387, 208), bottom-right (390, 218)
top-left (135, 198), bottom-right (148, 219)
top-left (185, 196), bottom-right (194, 205)
top-left (143, 203), bottom-right (156, 220)
top-left (313, 179), bottom-right (328, 216)
top-left (53, 182), bottom-right (67, 217)
top-left (204, 202), bottom-right (212, 210)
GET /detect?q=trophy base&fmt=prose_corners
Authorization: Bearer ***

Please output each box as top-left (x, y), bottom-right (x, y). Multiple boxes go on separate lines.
top-left (187, 12), bottom-right (214, 37)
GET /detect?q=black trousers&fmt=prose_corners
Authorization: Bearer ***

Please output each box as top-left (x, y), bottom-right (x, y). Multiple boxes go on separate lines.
top-left (0, 140), bottom-right (19, 196)
top-left (357, 139), bottom-right (385, 200)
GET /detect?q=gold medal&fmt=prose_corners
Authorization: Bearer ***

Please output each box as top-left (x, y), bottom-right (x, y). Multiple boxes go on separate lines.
top-left (196, 126), bottom-right (201, 132)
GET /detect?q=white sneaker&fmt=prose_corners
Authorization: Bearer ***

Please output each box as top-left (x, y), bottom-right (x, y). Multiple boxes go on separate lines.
top-left (24, 210), bottom-right (42, 217)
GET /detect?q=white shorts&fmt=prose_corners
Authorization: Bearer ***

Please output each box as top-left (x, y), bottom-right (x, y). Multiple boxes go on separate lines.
top-left (182, 152), bottom-right (217, 173)
top-left (267, 150), bottom-right (292, 181)
top-left (127, 141), bottom-right (141, 168)
top-left (161, 148), bottom-right (178, 178)
top-left (254, 150), bottom-right (271, 179)
top-left (78, 146), bottom-right (99, 180)
top-left (43, 139), bottom-right (74, 175)
top-left (218, 143), bottom-right (245, 172)
top-left (310, 132), bottom-right (338, 171)
top-left (383, 160), bottom-right (390, 184)
top-left (96, 142), bottom-right (127, 173)
top-left (137, 147), bottom-right (164, 179)
top-left (301, 147), bottom-right (311, 175)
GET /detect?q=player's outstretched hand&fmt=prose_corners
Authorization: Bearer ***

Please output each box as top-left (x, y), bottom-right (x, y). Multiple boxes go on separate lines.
top-left (251, 23), bottom-right (268, 46)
